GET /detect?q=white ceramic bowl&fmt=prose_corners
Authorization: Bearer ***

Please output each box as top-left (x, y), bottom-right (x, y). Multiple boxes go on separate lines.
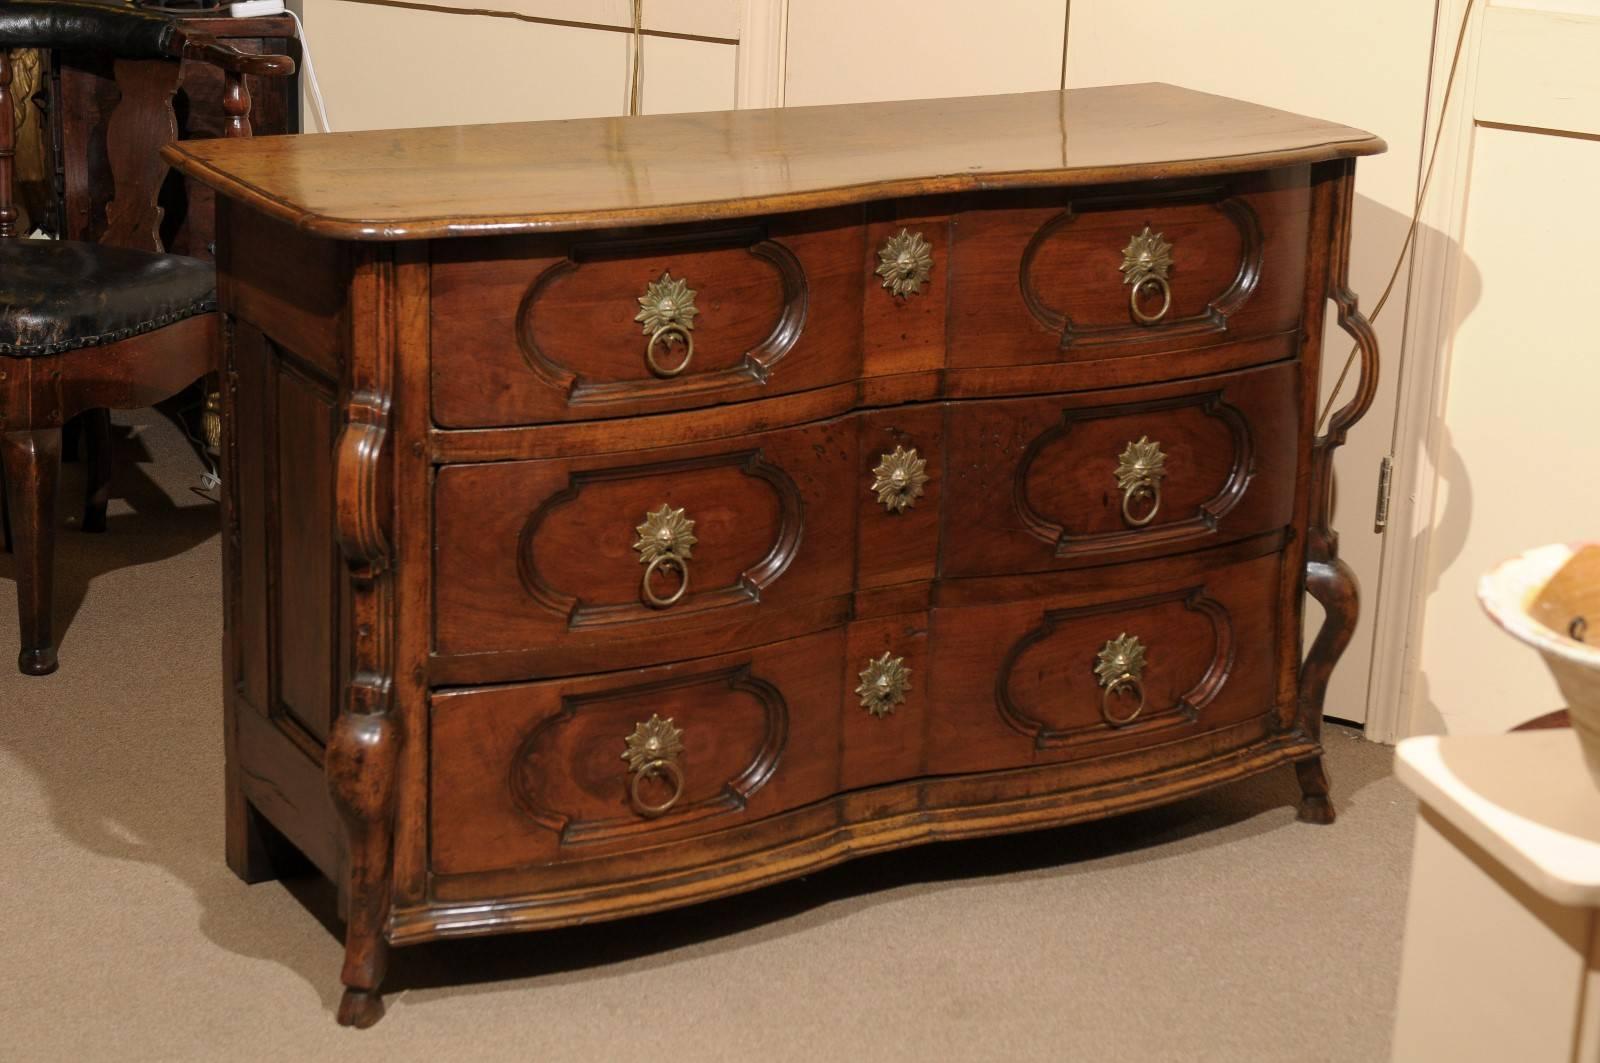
top-left (1479, 542), bottom-right (1600, 788)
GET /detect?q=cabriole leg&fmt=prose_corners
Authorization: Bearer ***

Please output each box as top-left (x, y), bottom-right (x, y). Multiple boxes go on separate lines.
top-left (1296, 548), bottom-right (1360, 825)
top-left (327, 708), bottom-right (400, 1027)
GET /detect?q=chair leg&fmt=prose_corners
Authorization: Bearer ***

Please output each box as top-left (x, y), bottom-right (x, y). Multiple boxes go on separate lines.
top-left (61, 415), bottom-right (82, 463)
top-left (82, 409), bottom-right (112, 534)
top-left (1, 427), bottom-right (62, 676)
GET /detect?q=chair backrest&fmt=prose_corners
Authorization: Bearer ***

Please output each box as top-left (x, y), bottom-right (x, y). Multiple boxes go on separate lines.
top-left (0, 1), bottom-right (291, 246)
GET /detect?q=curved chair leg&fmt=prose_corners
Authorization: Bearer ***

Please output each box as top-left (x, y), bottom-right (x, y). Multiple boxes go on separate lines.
top-left (1, 427), bottom-right (62, 675)
top-left (81, 409), bottom-right (113, 533)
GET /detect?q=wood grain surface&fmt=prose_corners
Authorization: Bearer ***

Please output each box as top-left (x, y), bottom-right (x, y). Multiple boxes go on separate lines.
top-left (165, 83), bottom-right (1382, 240)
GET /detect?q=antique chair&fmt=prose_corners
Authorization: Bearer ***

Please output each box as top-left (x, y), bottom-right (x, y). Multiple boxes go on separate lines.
top-left (0, 1), bottom-right (293, 674)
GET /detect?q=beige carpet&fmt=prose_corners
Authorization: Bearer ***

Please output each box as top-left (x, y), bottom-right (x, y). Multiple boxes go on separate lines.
top-left (0, 409), bottom-right (1416, 1062)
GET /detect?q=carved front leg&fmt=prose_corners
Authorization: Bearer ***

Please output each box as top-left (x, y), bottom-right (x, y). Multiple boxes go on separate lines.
top-left (1295, 160), bottom-right (1380, 824)
top-left (328, 254), bottom-right (401, 1027)
top-left (327, 691), bottom-right (400, 1027)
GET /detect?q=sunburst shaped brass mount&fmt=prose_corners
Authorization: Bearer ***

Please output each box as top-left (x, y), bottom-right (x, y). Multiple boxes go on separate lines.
top-left (620, 714), bottom-right (686, 817)
top-left (875, 228), bottom-right (934, 298)
top-left (856, 652), bottom-right (912, 718)
top-left (1095, 633), bottom-right (1148, 726)
top-left (870, 445), bottom-right (929, 513)
top-left (635, 272), bottom-right (699, 377)
top-left (633, 504), bottom-right (697, 608)
top-left (1115, 436), bottom-right (1166, 527)
top-left (1119, 225), bottom-right (1174, 324)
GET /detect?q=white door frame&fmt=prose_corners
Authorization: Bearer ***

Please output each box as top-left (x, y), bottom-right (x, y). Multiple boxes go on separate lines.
top-left (1363, 0), bottom-right (1485, 743)
top-left (1365, 0), bottom-right (1600, 741)
top-left (734, 0), bottom-right (788, 107)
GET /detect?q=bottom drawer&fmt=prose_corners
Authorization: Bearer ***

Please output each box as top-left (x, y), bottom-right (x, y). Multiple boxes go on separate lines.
top-left (430, 628), bottom-right (849, 876)
top-left (429, 547), bottom-right (1289, 879)
top-left (927, 548), bottom-right (1287, 773)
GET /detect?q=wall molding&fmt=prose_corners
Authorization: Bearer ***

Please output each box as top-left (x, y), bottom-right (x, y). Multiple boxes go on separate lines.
top-left (735, 0), bottom-right (787, 108)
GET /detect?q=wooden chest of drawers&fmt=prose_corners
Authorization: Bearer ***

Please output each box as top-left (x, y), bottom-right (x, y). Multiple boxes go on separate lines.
top-left (165, 83), bottom-right (1383, 1027)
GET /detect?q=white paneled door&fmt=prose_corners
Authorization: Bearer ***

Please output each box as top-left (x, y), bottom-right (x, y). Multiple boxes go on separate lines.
top-left (1385, 0), bottom-right (1600, 736)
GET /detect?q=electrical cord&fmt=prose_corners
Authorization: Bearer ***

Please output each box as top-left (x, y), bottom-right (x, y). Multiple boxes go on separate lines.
top-left (1315, 0), bottom-right (1478, 434)
top-left (283, 8), bottom-right (333, 133)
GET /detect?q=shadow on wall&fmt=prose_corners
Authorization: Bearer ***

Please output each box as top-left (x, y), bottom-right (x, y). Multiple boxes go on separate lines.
top-left (1308, 190), bottom-right (1481, 733)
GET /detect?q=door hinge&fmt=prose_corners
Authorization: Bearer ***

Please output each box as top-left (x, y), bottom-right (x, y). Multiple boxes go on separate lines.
top-left (1374, 455), bottom-right (1394, 533)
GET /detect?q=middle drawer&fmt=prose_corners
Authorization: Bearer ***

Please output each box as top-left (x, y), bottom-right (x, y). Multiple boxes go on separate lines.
top-left (432, 362), bottom-right (1298, 680)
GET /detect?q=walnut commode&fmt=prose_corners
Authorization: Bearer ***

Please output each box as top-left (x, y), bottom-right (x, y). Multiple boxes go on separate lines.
top-left (166, 83), bottom-right (1384, 1026)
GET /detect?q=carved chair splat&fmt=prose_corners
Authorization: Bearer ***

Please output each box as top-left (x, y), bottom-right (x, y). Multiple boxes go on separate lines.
top-left (0, 0), bottom-right (292, 674)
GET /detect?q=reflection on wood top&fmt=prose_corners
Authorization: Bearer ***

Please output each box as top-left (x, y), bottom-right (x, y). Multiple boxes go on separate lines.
top-left (163, 82), bottom-right (1384, 241)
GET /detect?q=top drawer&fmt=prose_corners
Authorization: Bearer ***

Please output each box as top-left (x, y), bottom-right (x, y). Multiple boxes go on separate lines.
top-left (431, 211), bottom-right (865, 427)
top-left (947, 169), bottom-right (1312, 380)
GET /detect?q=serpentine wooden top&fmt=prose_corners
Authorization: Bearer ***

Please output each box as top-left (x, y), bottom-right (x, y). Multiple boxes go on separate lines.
top-left (164, 82), bottom-right (1383, 241)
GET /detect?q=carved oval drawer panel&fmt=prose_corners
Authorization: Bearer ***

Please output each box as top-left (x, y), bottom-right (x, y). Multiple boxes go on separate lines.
top-left (926, 550), bottom-right (1285, 775)
top-left (430, 628), bottom-right (846, 876)
top-left (947, 171), bottom-right (1312, 384)
top-left (941, 362), bottom-right (1299, 576)
top-left (430, 211), bottom-right (864, 427)
top-left (433, 419), bottom-right (857, 682)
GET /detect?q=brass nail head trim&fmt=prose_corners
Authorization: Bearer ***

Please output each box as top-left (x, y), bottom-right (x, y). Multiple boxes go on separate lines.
top-left (857, 652), bottom-right (912, 717)
top-left (876, 228), bottom-right (934, 298)
top-left (870, 444), bottom-right (929, 513)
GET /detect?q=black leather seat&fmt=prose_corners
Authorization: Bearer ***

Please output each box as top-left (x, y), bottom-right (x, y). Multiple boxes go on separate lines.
top-left (0, 240), bottom-right (216, 357)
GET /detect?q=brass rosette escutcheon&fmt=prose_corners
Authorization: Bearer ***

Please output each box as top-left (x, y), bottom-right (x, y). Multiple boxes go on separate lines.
top-left (875, 228), bottom-right (934, 298)
top-left (635, 271), bottom-right (699, 377)
top-left (621, 714), bottom-right (686, 817)
top-left (856, 652), bottom-right (912, 718)
top-left (1120, 225), bottom-right (1174, 324)
top-left (1115, 436), bottom-right (1167, 527)
top-left (633, 504), bottom-right (697, 608)
top-left (870, 444), bottom-right (929, 513)
top-left (1094, 633), bottom-right (1148, 726)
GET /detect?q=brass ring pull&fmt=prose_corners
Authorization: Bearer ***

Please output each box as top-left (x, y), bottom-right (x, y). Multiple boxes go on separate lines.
top-left (622, 715), bottom-right (686, 819)
top-left (1114, 437), bottom-right (1167, 529)
top-left (1100, 675), bottom-right (1146, 726)
top-left (645, 323), bottom-right (695, 377)
top-left (634, 504), bottom-right (696, 609)
top-left (1095, 633), bottom-right (1148, 728)
top-left (1121, 480), bottom-right (1162, 527)
top-left (641, 554), bottom-right (689, 608)
top-left (628, 758), bottom-right (685, 817)
top-left (1128, 275), bottom-right (1172, 325)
